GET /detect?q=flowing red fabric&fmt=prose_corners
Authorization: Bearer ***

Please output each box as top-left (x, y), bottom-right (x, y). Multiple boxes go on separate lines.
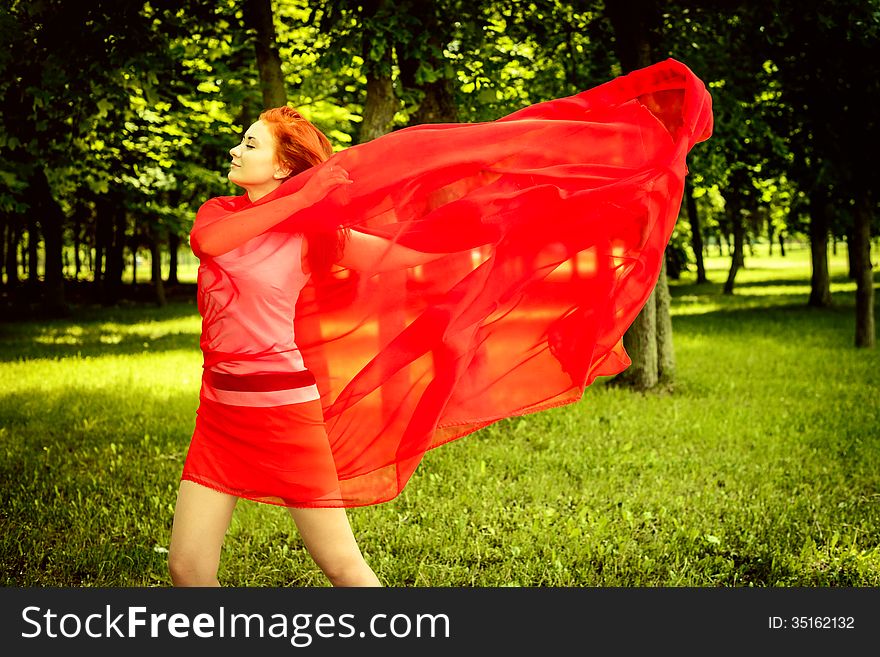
top-left (190, 58), bottom-right (713, 507)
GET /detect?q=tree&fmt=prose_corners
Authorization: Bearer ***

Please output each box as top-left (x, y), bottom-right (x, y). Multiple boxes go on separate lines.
top-left (604, 0), bottom-right (672, 391)
top-left (0, 0), bottom-right (230, 311)
top-left (245, 0), bottom-right (288, 109)
top-left (758, 0), bottom-right (878, 345)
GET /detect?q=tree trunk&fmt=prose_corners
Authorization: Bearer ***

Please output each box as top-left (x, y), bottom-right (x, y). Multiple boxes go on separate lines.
top-left (400, 76), bottom-right (459, 126)
top-left (3, 216), bottom-right (26, 309)
top-left (94, 198), bottom-right (112, 289)
top-left (604, 0), bottom-right (661, 73)
top-left (685, 176), bottom-right (707, 284)
top-left (3, 216), bottom-right (20, 289)
top-left (148, 235), bottom-right (167, 307)
top-left (243, 0), bottom-right (287, 109)
top-left (359, 48), bottom-right (397, 142)
top-left (73, 204), bottom-right (83, 280)
top-left (167, 232), bottom-right (180, 285)
top-left (26, 212), bottom-right (38, 288)
top-left (411, 79), bottom-right (459, 125)
top-left (611, 283), bottom-right (659, 391)
top-left (358, 0), bottom-right (398, 142)
top-left (0, 214), bottom-right (6, 285)
top-left (778, 231), bottom-right (786, 257)
top-left (852, 190), bottom-right (875, 348)
top-left (723, 192), bottom-right (745, 295)
top-left (103, 201), bottom-right (127, 305)
top-left (32, 170), bottom-right (67, 315)
top-left (655, 255), bottom-right (675, 387)
top-left (398, 1), bottom-right (460, 125)
top-left (606, 0), bottom-right (670, 392)
top-left (2, 216), bottom-right (11, 286)
top-left (807, 186), bottom-right (833, 307)
top-left (735, 228), bottom-right (746, 268)
top-left (767, 215), bottom-right (774, 256)
top-left (43, 206), bottom-right (64, 311)
top-left (846, 227), bottom-right (856, 279)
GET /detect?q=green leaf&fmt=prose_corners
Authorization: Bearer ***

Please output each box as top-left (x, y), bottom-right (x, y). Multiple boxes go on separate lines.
top-left (96, 99), bottom-right (114, 118)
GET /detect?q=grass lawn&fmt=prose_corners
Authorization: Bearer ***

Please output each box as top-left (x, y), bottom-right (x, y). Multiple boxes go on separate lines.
top-left (1, 243), bottom-right (878, 586)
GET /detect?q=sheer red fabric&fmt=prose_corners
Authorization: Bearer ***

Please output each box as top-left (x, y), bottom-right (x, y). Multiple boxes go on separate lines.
top-left (190, 58), bottom-right (713, 507)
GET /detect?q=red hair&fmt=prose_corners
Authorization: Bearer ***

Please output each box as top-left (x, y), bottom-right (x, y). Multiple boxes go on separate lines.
top-left (259, 106), bottom-right (347, 277)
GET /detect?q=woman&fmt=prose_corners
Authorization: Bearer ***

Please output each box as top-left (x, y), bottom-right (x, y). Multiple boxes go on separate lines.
top-left (169, 108), bottom-right (416, 587)
top-left (169, 58), bottom-right (713, 587)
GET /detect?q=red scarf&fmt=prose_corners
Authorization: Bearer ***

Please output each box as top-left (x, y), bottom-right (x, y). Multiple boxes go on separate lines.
top-left (191, 58), bottom-right (713, 506)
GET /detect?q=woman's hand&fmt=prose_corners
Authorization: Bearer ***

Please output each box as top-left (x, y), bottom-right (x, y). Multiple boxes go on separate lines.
top-left (300, 164), bottom-right (353, 207)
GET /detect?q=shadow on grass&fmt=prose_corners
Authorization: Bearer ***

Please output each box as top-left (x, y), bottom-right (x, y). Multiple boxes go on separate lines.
top-left (0, 301), bottom-right (201, 362)
top-left (0, 327), bottom-right (201, 362)
top-left (670, 298), bottom-right (879, 351)
top-left (668, 270), bottom-right (879, 342)
top-left (1, 293), bottom-right (199, 325)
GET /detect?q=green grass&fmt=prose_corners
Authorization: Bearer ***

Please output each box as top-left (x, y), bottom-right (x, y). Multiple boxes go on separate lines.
top-left (1, 244), bottom-right (878, 586)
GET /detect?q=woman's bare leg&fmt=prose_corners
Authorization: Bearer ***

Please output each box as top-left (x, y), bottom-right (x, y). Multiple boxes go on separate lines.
top-left (168, 480), bottom-right (238, 586)
top-left (288, 507), bottom-right (382, 587)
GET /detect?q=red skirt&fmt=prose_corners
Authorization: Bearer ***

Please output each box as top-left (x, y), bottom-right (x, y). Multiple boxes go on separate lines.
top-left (181, 396), bottom-right (342, 508)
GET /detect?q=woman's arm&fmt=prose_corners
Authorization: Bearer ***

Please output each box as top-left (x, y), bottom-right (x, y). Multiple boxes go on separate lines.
top-left (193, 192), bottom-right (315, 258)
top-left (192, 166), bottom-right (352, 258)
top-left (337, 229), bottom-right (448, 273)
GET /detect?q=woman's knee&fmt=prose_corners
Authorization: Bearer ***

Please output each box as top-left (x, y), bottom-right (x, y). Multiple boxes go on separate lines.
top-left (167, 550), bottom-right (189, 585)
top-left (320, 553), bottom-right (372, 587)
top-left (168, 547), bottom-right (218, 586)
top-left (168, 480), bottom-right (236, 586)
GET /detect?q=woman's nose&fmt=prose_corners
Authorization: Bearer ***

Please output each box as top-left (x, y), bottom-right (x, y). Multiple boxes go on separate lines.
top-left (229, 145), bottom-right (240, 158)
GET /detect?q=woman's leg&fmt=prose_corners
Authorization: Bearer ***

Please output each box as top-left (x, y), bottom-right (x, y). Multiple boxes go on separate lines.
top-left (288, 507), bottom-right (382, 587)
top-left (168, 480), bottom-right (239, 586)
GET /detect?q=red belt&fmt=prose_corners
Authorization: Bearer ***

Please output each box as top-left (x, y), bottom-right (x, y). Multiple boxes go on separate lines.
top-left (204, 369), bottom-right (317, 392)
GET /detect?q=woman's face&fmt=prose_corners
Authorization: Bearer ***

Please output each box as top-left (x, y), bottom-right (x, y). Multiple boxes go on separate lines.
top-left (228, 120), bottom-right (290, 189)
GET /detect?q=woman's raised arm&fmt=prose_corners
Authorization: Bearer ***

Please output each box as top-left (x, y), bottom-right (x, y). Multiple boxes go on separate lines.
top-left (337, 229), bottom-right (448, 273)
top-left (192, 193), bottom-right (313, 258)
top-left (191, 166), bottom-right (353, 258)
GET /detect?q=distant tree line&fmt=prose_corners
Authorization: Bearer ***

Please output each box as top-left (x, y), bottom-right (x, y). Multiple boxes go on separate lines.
top-left (1, 0), bottom-right (876, 355)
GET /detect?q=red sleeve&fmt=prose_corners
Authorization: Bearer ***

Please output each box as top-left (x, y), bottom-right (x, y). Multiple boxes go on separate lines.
top-left (190, 185), bottom-right (324, 258)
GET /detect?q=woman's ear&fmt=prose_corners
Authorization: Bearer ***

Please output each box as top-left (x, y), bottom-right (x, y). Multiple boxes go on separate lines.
top-left (274, 165), bottom-right (292, 179)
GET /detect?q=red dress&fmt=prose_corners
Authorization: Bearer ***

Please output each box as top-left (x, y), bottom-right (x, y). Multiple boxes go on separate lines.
top-left (181, 58), bottom-right (713, 508)
top-left (181, 230), bottom-right (343, 506)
